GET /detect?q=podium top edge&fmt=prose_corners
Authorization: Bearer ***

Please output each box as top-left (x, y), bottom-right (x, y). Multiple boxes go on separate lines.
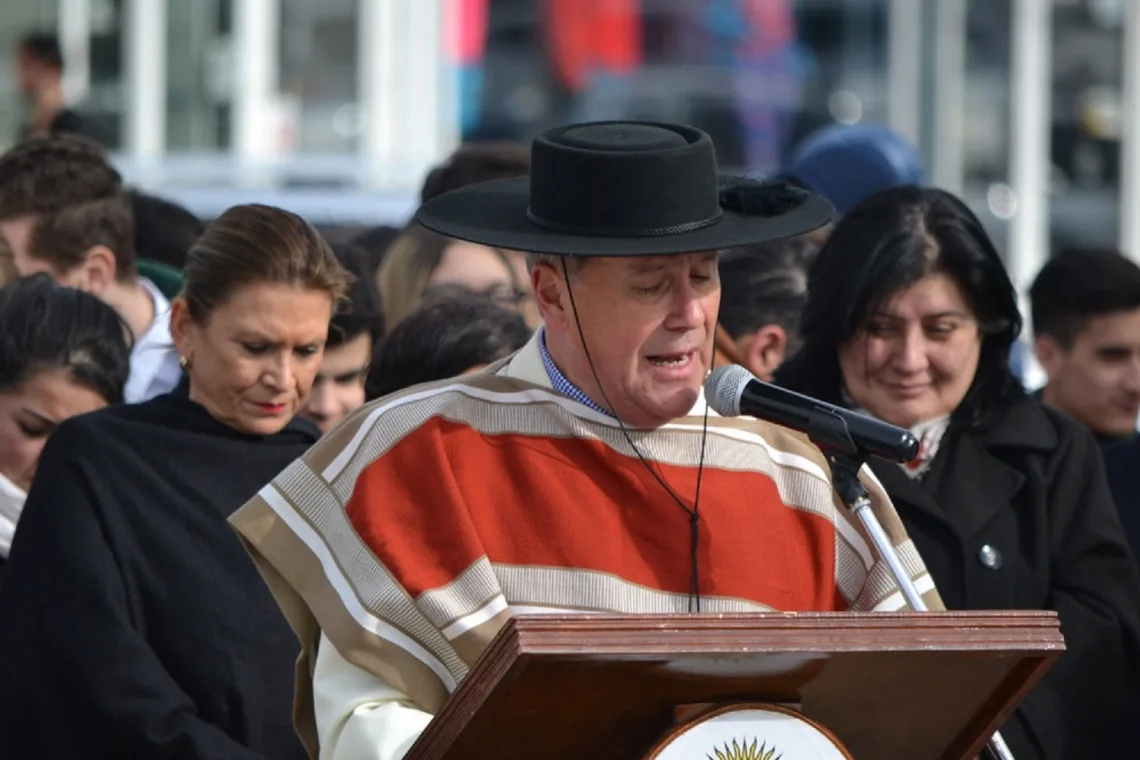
top-left (500, 611), bottom-right (1065, 652)
top-left (507, 611), bottom-right (1060, 627)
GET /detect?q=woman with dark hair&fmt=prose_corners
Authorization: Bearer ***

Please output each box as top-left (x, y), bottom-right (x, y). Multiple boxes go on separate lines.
top-left (777, 186), bottom-right (1140, 759)
top-left (0, 204), bottom-right (352, 759)
top-left (366, 289), bottom-right (531, 399)
top-left (0, 274), bottom-right (131, 567)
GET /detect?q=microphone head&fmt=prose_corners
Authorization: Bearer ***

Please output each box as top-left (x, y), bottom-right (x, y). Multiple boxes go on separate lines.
top-left (704, 364), bottom-right (753, 418)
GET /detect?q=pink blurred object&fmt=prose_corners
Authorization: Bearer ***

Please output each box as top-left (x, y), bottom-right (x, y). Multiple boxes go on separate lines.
top-left (444, 0), bottom-right (489, 65)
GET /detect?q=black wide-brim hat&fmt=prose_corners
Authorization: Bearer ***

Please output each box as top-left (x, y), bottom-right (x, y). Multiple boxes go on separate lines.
top-left (415, 121), bottom-right (835, 256)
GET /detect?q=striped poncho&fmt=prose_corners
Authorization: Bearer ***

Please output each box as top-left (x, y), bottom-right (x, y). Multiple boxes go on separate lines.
top-left (229, 331), bottom-right (940, 756)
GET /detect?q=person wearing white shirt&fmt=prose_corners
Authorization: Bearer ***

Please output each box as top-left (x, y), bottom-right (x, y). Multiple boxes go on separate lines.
top-left (0, 133), bottom-right (181, 402)
top-left (122, 277), bottom-right (182, 402)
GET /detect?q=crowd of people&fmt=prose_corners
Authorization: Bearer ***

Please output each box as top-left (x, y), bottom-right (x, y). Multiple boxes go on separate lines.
top-left (0, 112), bottom-right (1136, 760)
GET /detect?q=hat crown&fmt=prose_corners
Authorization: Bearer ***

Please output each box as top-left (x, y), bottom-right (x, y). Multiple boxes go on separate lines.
top-left (557, 123), bottom-right (689, 152)
top-left (527, 121), bottom-right (723, 238)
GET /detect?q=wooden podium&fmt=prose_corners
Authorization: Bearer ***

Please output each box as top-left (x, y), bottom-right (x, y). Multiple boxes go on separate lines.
top-left (403, 611), bottom-right (1063, 760)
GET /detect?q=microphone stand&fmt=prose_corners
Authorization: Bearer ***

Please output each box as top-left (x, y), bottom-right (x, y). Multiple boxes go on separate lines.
top-left (826, 449), bottom-right (1016, 760)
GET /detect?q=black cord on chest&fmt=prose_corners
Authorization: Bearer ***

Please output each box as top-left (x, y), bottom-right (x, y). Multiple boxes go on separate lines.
top-left (560, 258), bottom-right (710, 612)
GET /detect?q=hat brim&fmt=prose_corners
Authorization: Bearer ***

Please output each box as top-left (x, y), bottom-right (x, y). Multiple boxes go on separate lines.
top-left (414, 177), bottom-right (835, 256)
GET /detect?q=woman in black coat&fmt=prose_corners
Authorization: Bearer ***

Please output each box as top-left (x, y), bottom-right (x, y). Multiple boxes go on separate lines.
top-left (777, 186), bottom-right (1140, 759)
top-left (0, 204), bottom-right (352, 758)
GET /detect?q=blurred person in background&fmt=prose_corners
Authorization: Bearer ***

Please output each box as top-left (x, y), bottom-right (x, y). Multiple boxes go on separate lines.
top-left (0, 237), bottom-right (16, 288)
top-left (777, 186), bottom-right (1140, 759)
top-left (0, 134), bottom-right (180, 402)
top-left (0, 204), bottom-right (350, 759)
top-left (349, 224), bottom-right (400, 275)
top-left (13, 33), bottom-right (97, 142)
top-left (693, 0), bottom-right (803, 171)
top-left (417, 140), bottom-right (539, 326)
top-left (781, 124), bottom-right (924, 242)
top-left (1030, 248), bottom-right (1140, 445)
top-left (301, 242), bottom-right (385, 435)
top-left (419, 141), bottom-right (531, 203)
top-left (714, 237), bottom-right (814, 380)
top-left (366, 289), bottom-right (530, 399)
top-left (130, 190), bottom-right (205, 273)
top-left (377, 222), bottom-right (537, 329)
top-left (0, 274), bottom-right (130, 572)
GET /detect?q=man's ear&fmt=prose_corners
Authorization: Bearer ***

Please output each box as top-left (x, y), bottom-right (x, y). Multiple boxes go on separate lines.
top-left (531, 263), bottom-right (571, 332)
top-left (1034, 334), bottom-right (1066, 379)
top-left (743, 325), bottom-right (789, 382)
top-left (73, 245), bottom-right (118, 296)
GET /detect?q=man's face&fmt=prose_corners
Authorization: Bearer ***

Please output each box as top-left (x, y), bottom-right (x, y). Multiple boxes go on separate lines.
top-left (0, 216), bottom-right (88, 289)
top-left (1037, 309), bottom-right (1140, 438)
top-left (15, 51), bottom-right (42, 96)
top-left (536, 252), bottom-right (720, 428)
top-left (0, 217), bottom-right (40, 274)
top-left (298, 332), bottom-right (372, 436)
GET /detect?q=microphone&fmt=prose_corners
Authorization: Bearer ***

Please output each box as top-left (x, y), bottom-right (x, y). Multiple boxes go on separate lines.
top-left (704, 365), bottom-right (919, 464)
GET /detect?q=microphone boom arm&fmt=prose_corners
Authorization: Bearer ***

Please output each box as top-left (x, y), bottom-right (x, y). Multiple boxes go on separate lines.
top-left (826, 447), bottom-right (1017, 760)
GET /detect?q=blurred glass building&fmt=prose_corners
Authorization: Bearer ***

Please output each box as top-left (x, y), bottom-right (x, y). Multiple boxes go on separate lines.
top-left (0, 0), bottom-right (1135, 296)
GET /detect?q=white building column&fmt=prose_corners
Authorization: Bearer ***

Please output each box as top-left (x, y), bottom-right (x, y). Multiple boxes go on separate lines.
top-left (930, 0), bottom-right (967, 194)
top-left (359, 0), bottom-right (459, 191)
top-left (123, 0), bottom-right (167, 161)
top-left (887, 0), bottom-right (923, 147)
top-left (1007, 0), bottom-right (1053, 301)
top-left (407, 0), bottom-right (459, 181)
top-left (57, 0), bottom-right (91, 106)
top-left (359, 0), bottom-right (401, 188)
top-left (233, 0), bottom-right (280, 178)
top-left (1120, 0), bottom-right (1140, 260)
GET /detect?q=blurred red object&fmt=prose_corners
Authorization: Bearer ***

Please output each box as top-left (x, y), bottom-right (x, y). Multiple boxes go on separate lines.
top-left (545, 0), bottom-right (642, 92)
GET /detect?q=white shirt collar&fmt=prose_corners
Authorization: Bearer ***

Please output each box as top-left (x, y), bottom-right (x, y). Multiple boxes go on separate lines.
top-left (123, 278), bottom-right (182, 403)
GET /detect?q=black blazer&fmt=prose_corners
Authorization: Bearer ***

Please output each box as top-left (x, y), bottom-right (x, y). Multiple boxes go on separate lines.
top-left (868, 397), bottom-right (1140, 759)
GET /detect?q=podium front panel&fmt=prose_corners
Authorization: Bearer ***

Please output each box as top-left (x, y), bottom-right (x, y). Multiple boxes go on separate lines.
top-left (403, 611), bottom-right (1063, 760)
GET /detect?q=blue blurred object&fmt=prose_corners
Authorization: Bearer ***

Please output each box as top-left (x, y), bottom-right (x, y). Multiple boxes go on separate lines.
top-left (459, 64), bottom-right (484, 138)
top-left (782, 124), bottom-right (925, 216)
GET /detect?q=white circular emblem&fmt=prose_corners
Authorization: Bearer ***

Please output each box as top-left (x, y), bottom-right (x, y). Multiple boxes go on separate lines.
top-left (645, 704), bottom-right (852, 760)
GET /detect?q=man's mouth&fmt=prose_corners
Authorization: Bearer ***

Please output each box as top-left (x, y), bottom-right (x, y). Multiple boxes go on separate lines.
top-left (647, 351), bottom-right (695, 368)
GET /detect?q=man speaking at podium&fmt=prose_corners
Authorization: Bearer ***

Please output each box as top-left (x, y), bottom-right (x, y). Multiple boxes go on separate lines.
top-left (229, 121), bottom-right (941, 759)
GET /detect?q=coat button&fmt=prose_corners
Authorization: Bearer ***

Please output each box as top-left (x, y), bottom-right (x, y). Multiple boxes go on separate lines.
top-left (978, 544), bottom-right (1003, 570)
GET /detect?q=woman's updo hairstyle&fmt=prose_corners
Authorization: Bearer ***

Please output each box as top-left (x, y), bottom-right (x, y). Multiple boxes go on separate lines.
top-left (182, 203), bottom-right (353, 322)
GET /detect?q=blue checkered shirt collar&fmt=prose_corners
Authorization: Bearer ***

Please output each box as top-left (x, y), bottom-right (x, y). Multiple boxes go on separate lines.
top-left (538, 328), bottom-right (613, 417)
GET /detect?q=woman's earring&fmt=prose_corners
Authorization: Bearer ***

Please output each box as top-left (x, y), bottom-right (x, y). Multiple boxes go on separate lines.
top-left (179, 356), bottom-right (190, 370)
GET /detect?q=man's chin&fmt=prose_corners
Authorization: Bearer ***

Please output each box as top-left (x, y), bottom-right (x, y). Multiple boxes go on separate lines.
top-left (634, 388), bottom-right (701, 426)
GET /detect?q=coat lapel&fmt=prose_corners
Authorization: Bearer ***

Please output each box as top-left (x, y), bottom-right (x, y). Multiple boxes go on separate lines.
top-left (924, 431), bottom-right (1027, 540)
top-left (869, 459), bottom-right (947, 527)
top-left (872, 396), bottom-right (1057, 542)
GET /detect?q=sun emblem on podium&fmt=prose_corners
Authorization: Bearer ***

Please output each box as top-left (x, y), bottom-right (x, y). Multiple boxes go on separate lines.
top-left (708, 738), bottom-right (782, 760)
